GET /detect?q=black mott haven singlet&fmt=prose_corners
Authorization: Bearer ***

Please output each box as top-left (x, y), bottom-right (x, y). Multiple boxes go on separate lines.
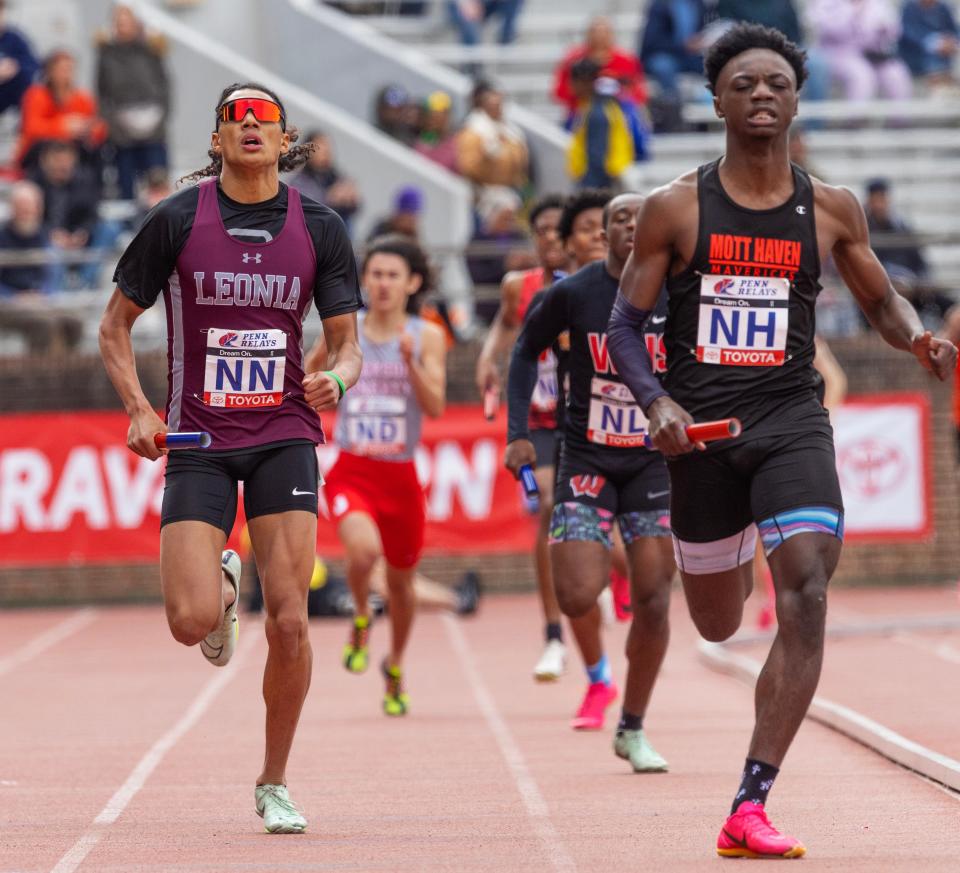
top-left (664, 159), bottom-right (822, 430)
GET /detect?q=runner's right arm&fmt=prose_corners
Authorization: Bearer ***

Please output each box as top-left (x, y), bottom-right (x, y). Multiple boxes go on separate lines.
top-left (475, 271), bottom-right (523, 398)
top-left (504, 284), bottom-right (567, 474)
top-left (609, 189), bottom-right (699, 455)
top-left (99, 289), bottom-right (167, 461)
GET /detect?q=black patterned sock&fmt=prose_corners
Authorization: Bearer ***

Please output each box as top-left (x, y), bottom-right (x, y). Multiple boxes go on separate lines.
top-left (545, 622), bottom-right (563, 643)
top-left (617, 711), bottom-right (643, 732)
top-left (731, 758), bottom-right (779, 814)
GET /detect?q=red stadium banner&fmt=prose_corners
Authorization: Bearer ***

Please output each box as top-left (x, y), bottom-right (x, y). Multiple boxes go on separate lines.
top-left (0, 408), bottom-right (537, 566)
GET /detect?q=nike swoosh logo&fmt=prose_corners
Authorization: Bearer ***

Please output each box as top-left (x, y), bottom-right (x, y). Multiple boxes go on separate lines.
top-left (722, 829), bottom-right (750, 849)
top-left (292, 487), bottom-right (315, 496)
top-left (646, 489), bottom-right (670, 500)
top-left (650, 315), bottom-right (666, 324)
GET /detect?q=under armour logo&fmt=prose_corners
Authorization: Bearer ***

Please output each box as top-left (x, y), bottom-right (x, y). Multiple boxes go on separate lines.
top-left (242, 252), bottom-right (262, 264)
top-left (795, 205), bottom-right (806, 215)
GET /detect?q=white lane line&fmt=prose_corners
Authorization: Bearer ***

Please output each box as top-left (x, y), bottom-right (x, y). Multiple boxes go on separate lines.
top-left (0, 610), bottom-right (98, 679)
top-left (892, 632), bottom-right (960, 666)
top-left (699, 639), bottom-right (960, 798)
top-left (50, 629), bottom-right (259, 873)
top-left (442, 615), bottom-right (577, 873)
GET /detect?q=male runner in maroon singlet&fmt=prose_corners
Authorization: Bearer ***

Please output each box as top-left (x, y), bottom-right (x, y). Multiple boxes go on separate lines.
top-left (476, 194), bottom-right (571, 681)
top-left (607, 25), bottom-right (956, 858)
top-left (99, 83), bottom-right (363, 834)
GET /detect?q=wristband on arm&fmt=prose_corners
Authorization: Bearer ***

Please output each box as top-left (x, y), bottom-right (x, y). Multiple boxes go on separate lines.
top-left (606, 293), bottom-right (669, 414)
top-left (324, 370), bottom-right (346, 399)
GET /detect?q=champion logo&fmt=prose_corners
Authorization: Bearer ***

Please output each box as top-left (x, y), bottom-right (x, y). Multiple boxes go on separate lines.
top-left (242, 252), bottom-right (263, 264)
top-left (219, 331), bottom-right (239, 347)
top-left (795, 205), bottom-right (806, 215)
top-left (714, 278), bottom-right (735, 295)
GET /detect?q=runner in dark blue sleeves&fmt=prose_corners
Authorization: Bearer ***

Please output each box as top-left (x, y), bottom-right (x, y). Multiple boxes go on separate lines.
top-left (505, 193), bottom-right (675, 770)
top-left (99, 83), bottom-right (363, 834)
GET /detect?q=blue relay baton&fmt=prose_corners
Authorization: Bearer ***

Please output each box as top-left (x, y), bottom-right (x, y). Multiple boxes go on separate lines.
top-left (518, 463), bottom-right (540, 515)
top-left (154, 431), bottom-right (213, 450)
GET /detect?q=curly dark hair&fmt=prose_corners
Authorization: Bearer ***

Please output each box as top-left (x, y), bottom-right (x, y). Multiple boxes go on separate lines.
top-left (179, 82), bottom-right (314, 185)
top-left (362, 234), bottom-right (433, 314)
top-left (529, 193), bottom-right (566, 229)
top-left (557, 188), bottom-right (612, 242)
top-left (704, 23), bottom-right (807, 95)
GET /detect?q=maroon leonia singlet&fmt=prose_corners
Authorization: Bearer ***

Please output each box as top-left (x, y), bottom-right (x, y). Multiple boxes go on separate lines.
top-left (161, 179), bottom-right (324, 449)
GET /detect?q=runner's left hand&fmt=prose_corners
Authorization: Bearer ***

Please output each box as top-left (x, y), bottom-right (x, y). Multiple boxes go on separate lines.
top-left (911, 331), bottom-right (957, 381)
top-left (303, 371), bottom-right (341, 411)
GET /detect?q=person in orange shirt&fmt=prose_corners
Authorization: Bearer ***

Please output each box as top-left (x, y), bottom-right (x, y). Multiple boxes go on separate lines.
top-left (553, 16), bottom-right (647, 120)
top-left (17, 49), bottom-right (107, 169)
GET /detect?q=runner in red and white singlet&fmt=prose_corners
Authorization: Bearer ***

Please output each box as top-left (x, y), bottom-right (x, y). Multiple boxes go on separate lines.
top-left (476, 194), bottom-right (572, 681)
top-left (99, 83), bottom-right (362, 834)
top-left (306, 235), bottom-right (448, 717)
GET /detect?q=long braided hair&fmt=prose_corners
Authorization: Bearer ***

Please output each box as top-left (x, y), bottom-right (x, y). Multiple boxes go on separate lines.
top-left (179, 82), bottom-right (314, 185)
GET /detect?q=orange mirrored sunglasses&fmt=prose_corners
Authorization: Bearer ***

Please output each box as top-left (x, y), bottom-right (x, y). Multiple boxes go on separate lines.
top-left (217, 97), bottom-right (285, 129)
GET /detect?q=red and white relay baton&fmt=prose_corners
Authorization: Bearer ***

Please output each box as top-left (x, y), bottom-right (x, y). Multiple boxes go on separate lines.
top-left (154, 431), bottom-right (213, 450)
top-left (643, 417), bottom-right (741, 449)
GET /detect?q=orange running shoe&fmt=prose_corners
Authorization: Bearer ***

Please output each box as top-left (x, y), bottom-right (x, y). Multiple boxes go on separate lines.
top-left (570, 681), bottom-right (618, 730)
top-left (717, 802), bottom-right (806, 859)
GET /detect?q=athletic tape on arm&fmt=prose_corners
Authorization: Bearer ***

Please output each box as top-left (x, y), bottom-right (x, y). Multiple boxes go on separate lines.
top-left (607, 293), bottom-right (668, 413)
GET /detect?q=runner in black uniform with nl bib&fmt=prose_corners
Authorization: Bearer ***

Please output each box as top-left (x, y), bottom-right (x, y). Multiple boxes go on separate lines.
top-left (476, 194), bottom-right (571, 681)
top-left (506, 194), bottom-right (676, 768)
top-left (99, 83), bottom-right (363, 834)
top-left (607, 26), bottom-right (956, 859)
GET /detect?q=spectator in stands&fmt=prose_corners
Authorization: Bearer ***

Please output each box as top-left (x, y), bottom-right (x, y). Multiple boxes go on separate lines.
top-left (554, 16), bottom-right (647, 120)
top-left (374, 84), bottom-right (420, 146)
top-left (0, 181), bottom-right (51, 296)
top-left (466, 184), bottom-right (531, 287)
top-left (899, 0), bottom-right (960, 86)
top-left (415, 90), bottom-right (458, 173)
top-left (566, 59), bottom-right (640, 189)
top-left (447, 0), bottom-right (524, 48)
top-left (639, 0), bottom-right (707, 125)
top-left (132, 166), bottom-right (172, 230)
top-left (96, 4), bottom-right (170, 200)
top-left (456, 80), bottom-right (528, 192)
top-left (30, 140), bottom-right (112, 289)
top-left (287, 129), bottom-right (362, 234)
top-left (0, 0), bottom-right (39, 118)
top-left (16, 49), bottom-right (107, 171)
top-left (809, 0), bottom-right (912, 102)
top-left (0, 180), bottom-right (83, 353)
top-left (367, 185), bottom-right (423, 241)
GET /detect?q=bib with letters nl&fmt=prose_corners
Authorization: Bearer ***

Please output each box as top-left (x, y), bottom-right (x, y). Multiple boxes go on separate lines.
top-left (696, 275), bottom-right (790, 367)
top-left (202, 327), bottom-right (287, 410)
top-left (586, 377), bottom-right (649, 448)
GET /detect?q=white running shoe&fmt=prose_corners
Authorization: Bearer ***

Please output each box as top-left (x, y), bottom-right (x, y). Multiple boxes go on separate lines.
top-left (200, 549), bottom-right (241, 667)
top-left (533, 639), bottom-right (567, 682)
top-left (255, 783), bottom-right (307, 834)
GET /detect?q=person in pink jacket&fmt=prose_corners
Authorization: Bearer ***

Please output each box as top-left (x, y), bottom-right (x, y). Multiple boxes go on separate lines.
top-left (809, 0), bottom-right (912, 100)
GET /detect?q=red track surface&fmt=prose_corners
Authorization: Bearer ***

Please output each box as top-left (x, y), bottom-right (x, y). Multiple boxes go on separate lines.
top-left (2, 588), bottom-right (959, 873)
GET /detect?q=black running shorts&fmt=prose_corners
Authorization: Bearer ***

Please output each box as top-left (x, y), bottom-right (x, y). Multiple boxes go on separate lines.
top-left (161, 441), bottom-right (320, 535)
top-left (554, 444), bottom-right (670, 515)
top-left (667, 412), bottom-right (843, 543)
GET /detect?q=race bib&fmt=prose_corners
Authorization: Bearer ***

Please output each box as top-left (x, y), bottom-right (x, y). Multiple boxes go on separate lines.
top-left (696, 275), bottom-right (790, 366)
top-left (532, 349), bottom-right (558, 414)
top-left (587, 377), bottom-right (648, 447)
top-left (345, 395), bottom-right (407, 456)
top-left (203, 327), bottom-right (287, 410)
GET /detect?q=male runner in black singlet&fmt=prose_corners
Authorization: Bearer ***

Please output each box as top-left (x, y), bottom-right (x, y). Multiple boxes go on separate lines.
top-left (99, 83), bottom-right (363, 833)
top-left (505, 193), bottom-right (675, 766)
top-left (607, 25), bottom-right (956, 858)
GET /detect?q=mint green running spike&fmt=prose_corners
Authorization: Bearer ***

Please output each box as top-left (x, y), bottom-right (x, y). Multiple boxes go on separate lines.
top-left (613, 729), bottom-right (669, 773)
top-left (255, 784), bottom-right (307, 834)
